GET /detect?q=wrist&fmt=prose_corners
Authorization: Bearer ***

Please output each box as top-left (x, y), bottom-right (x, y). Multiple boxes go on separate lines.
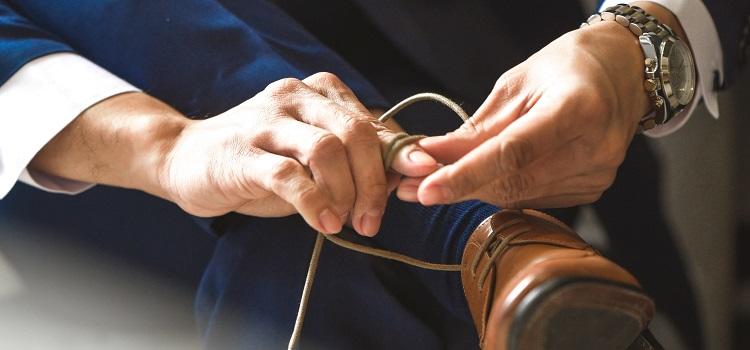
top-left (27, 92), bottom-right (192, 199)
top-left (576, 21), bottom-right (652, 125)
top-left (131, 108), bottom-right (192, 201)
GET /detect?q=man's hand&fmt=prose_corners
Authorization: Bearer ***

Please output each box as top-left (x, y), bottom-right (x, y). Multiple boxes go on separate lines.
top-left (397, 3), bottom-right (686, 209)
top-left (161, 73), bottom-right (437, 234)
top-left (29, 73), bottom-right (437, 236)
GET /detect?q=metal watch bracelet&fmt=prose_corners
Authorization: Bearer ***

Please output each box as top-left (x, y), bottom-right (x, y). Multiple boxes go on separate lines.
top-left (580, 4), bottom-right (674, 132)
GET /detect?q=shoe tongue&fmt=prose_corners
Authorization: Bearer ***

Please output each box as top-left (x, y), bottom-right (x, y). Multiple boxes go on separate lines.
top-left (505, 229), bottom-right (590, 250)
top-left (488, 214), bottom-right (590, 250)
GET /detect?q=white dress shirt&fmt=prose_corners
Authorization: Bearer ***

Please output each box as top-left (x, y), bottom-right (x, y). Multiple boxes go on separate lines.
top-left (0, 0), bottom-right (724, 199)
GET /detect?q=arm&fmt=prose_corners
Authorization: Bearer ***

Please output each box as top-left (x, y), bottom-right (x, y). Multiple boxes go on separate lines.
top-left (1, 0), bottom-right (445, 236)
top-left (28, 75), bottom-right (438, 235)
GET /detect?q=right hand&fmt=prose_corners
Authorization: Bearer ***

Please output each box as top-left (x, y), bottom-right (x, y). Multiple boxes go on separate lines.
top-left (159, 73), bottom-right (438, 235)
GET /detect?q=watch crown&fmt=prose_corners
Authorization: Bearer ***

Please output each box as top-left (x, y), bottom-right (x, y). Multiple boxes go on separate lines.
top-left (644, 58), bottom-right (657, 68)
top-left (644, 79), bottom-right (658, 92)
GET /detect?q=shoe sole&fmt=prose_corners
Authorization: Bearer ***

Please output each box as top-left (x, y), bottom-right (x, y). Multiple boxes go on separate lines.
top-left (507, 277), bottom-right (654, 350)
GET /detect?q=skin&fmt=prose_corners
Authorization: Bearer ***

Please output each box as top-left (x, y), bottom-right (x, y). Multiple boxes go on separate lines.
top-left (28, 73), bottom-right (438, 236)
top-left (28, 3), bottom-right (689, 236)
top-left (397, 2), bottom-right (691, 209)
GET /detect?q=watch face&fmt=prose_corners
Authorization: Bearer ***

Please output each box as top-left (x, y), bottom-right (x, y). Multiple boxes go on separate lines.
top-left (667, 40), bottom-right (696, 105)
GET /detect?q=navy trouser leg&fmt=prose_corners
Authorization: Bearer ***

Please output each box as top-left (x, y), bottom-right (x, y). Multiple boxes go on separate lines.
top-left (195, 198), bottom-right (498, 349)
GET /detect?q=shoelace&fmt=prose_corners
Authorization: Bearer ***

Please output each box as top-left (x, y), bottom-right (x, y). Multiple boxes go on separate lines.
top-left (288, 93), bottom-right (472, 350)
top-left (469, 218), bottom-right (531, 291)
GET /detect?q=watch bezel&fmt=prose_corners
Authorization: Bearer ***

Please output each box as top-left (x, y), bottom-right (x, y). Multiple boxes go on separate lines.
top-left (659, 38), bottom-right (696, 109)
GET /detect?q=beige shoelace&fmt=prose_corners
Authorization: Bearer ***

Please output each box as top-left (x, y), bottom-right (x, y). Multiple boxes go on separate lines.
top-left (288, 93), bottom-right (472, 349)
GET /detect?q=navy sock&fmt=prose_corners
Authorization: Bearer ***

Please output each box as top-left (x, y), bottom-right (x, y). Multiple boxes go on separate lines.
top-left (372, 196), bottom-right (499, 322)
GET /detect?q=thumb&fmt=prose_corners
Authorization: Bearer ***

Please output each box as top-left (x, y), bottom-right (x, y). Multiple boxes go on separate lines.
top-left (388, 143), bottom-right (439, 177)
top-left (417, 126), bottom-right (486, 164)
top-left (420, 74), bottom-right (527, 164)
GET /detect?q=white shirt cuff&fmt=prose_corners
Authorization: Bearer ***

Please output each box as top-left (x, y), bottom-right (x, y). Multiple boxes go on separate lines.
top-left (0, 53), bottom-right (140, 199)
top-left (600, 0), bottom-right (723, 137)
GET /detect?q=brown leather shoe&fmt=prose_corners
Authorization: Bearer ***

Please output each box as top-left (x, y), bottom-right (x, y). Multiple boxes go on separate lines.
top-left (461, 209), bottom-right (655, 350)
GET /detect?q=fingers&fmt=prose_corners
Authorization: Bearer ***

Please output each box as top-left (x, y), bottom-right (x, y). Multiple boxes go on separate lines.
top-left (384, 140), bottom-right (438, 177)
top-left (260, 73), bottom-right (439, 235)
top-left (303, 73), bottom-right (438, 178)
top-left (257, 118), bottom-right (355, 219)
top-left (424, 139), bottom-right (604, 203)
top-left (396, 176), bottom-right (424, 202)
top-left (274, 76), bottom-right (384, 236)
top-left (245, 151), bottom-right (343, 234)
top-left (294, 100), bottom-right (386, 236)
top-left (418, 97), bottom-right (584, 205)
top-left (296, 73), bottom-right (437, 235)
top-left (417, 70), bottom-right (527, 164)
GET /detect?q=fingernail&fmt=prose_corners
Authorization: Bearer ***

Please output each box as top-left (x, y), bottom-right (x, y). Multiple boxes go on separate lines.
top-left (361, 212), bottom-right (382, 236)
top-left (408, 149), bottom-right (436, 166)
top-left (420, 185), bottom-right (453, 205)
top-left (319, 209), bottom-right (342, 233)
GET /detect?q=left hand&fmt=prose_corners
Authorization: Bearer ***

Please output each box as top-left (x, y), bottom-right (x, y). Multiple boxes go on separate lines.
top-left (397, 21), bottom-right (653, 208)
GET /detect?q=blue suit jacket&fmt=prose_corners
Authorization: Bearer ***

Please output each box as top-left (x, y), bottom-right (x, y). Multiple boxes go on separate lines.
top-left (0, 0), bottom-right (746, 110)
top-left (0, 0), bottom-right (388, 118)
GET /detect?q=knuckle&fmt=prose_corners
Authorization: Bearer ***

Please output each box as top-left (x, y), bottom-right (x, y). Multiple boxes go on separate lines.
top-left (499, 138), bottom-right (534, 171)
top-left (309, 132), bottom-right (345, 160)
top-left (308, 72), bottom-right (343, 86)
top-left (265, 78), bottom-right (303, 96)
top-left (343, 117), bottom-right (378, 144)
top-left (270, 158), bottom-right (303, 183)
top-left (295, 183), bottom-right (322, 207)
top-left (493, 69), bottom-right (524, 96)
top-left (249, 128), bottom-right (275, 148)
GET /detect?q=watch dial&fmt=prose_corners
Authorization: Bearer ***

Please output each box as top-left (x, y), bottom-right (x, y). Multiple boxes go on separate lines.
top-left (669, 40), bottom-right (696, 105)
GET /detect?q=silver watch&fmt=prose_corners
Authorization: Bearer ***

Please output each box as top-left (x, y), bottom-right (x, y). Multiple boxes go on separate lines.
top-left (581, 4), bottom-right (696, 131)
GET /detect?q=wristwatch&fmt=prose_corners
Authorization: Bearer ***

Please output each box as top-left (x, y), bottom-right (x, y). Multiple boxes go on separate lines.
top-left (581, 4), bottom-right (696, 132)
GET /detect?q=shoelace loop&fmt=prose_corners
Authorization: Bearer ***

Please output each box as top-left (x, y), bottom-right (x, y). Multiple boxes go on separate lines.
top-left (289, 93), bottom-right (472, 350)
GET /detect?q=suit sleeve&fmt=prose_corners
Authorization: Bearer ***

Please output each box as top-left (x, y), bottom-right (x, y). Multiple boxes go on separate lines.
top-left (0, 1), bottom-right (72, 85)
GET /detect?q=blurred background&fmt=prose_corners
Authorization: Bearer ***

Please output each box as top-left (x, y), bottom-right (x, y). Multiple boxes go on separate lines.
top-left (0, 2), bottom-right (748, 350)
